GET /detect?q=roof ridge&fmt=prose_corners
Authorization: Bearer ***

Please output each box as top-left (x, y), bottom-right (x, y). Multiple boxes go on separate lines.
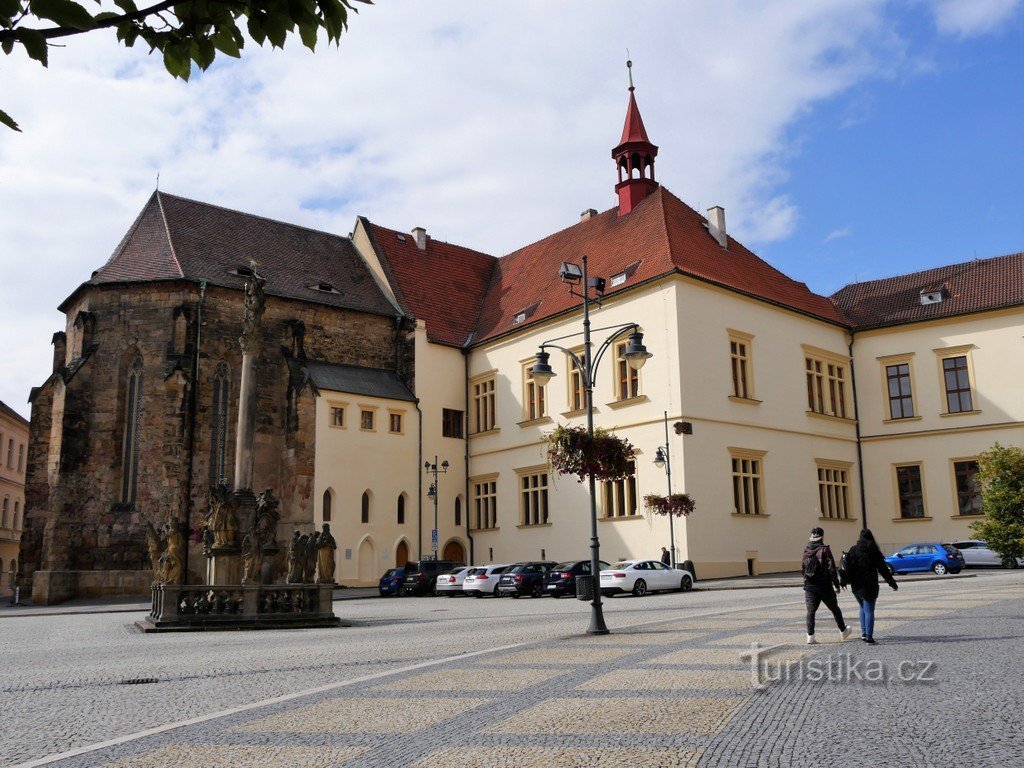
top-left (154, 191), bottom-right (185, 278)
top-left (365, 219), bottom-right (496, 260)
top-left (360, 217), bottom-right (412, 316)
top-left (95, 190), bottom-right (159, 274)
top-left (833, 251), bottom-right (1024, 294)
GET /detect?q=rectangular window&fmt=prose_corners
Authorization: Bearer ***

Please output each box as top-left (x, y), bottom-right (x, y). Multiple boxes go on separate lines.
top-left (569, 357), bottom-right (585, 412)
top-left (472, 479), bottom-right (497, 530)
top-left (942, 356), bottom-right (973, 413)
top-left (804, 348), bottom-right (849, 418)
top-left (817, 463), bottom-right (851, 520)
top-left (519, 472), bottom-right (549, 526)
top-left (329, 406), bottom-right (345, 428)
top-left (728, 330), bottom-right (754, 399)
top-left (730, 450), bottom-right (766, 515)
top-left (615, 341), bottom-right (640, 400)
top-left (472, 377), bottom-right (496, 433)
top-left (523, 365), bottom-right (546, 421)
top-left (601, 461), bottom-right (637, 518)
top-left (896, 465), bottom-right (926, 518)
top-left (885, 364), bottom-right (915, 419)
top-left (6, 438), bottom-right (12, 469)
top-left (442, 408), bottom-right (464, 438)
top-left (388, 412), bottom-right (403, 434)
top-left (360, 410), bottom-right (375, 431)
top-left (18, 444), bottom-right (24, 472)
top-left (954, 460), bottom-right (981, 516)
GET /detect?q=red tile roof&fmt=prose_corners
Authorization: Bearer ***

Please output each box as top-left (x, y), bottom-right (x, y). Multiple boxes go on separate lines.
top-left (830, 252), bottom-right (1024, 330)
top-left (618, 91), bottom-right (653, 146)
top-left (80, 192), bottom-right (397, 317)
top-left (362, 219), bottom-right (496, 347)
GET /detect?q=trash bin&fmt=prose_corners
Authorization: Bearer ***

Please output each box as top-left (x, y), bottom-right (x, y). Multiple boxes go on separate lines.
top-left (575, 574), bottom-right (595, 601)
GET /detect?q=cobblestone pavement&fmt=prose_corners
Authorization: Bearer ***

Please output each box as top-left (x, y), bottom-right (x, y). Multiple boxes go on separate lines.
top-left (3, 572), bottom-right (1021, 767)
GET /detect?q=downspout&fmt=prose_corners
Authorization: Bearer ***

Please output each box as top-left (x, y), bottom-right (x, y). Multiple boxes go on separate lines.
top-left (848, 333), bottom-right (868, 529)
top-left (415, 397), bottom-right (423, 562)
top-left (182, 279), bottom-right (207, 582)
top-left (463, 347), bottom-right (474, 564)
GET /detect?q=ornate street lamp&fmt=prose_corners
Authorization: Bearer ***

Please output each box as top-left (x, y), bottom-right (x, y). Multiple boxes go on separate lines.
top-left (652, 411), bottom-right (676, 568)
top-left (424, 457), bottom-right (449, 560)
top-left (531, 254), bottom-right (652, 635)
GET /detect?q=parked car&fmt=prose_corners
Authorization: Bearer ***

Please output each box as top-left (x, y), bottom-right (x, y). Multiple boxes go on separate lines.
top-left (885, 543), bottom-right (964, 575)
top-left (435, 566), bottom-right (479, 595)
top-left (543, 560), bottom-right (611, 597)
top-left (497, 561), bottom-right (557, 598)
top-left (950, 540), bottom-right (1023, 569)
top-left (462, 564), bottom-right (512, 597)
top-left (400, 559), bottom-right (464, 596)
top-left (599, 559), bottom-right (695, 596)
top-left (378, 566), bottom-right (405, 596)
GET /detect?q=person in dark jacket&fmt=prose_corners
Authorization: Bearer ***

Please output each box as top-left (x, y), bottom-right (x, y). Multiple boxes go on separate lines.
top-left (660, 547), bottom-right (671, 565)
top-left (802, 527), bottom-right (851, 644)
top-left (841, 528), bottom-right (898, 644)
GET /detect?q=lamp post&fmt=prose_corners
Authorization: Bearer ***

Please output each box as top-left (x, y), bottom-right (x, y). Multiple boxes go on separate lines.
top-left (530, 254), bottom-right (652, 635)
top-left (652, 410), bottom-right (676, 568)
top-left (424, 457), bottom-right (449, 560)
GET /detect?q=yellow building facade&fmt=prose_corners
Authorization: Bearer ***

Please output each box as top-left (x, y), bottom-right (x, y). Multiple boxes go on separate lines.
top-left (1, 400), bottom-right (29, 596)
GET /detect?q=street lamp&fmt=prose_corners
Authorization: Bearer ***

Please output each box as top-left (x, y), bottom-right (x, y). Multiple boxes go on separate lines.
top-left (530, 254), bottom-right (652, 635)
top-left (424, 457), bottom-right (449, 560)
top-left (652, 411), bottom-right (676, 568)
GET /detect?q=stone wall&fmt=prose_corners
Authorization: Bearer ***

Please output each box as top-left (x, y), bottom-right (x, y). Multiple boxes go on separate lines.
top-left (19, 279), bottom-right (412, 602)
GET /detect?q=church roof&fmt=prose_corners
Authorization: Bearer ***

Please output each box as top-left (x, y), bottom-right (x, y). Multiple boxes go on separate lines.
top-left (617, 90), bottom-right (654, 147)
top-left (361, 219), bottom-right (497, 347)
top-left (303, 360), bottom-right (416, 402)
top-left (830, 252), bottom-right (1024, 330)
top-left (80, 192), bottom-right (397, 317)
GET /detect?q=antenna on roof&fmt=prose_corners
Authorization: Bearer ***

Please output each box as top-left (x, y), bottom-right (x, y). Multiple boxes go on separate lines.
top-left (155, 171), bottom-right (160, 191)
top-left (626, 52), bottom-right (634, 92)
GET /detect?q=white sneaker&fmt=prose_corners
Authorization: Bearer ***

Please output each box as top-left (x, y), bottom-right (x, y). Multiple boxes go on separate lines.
top-left (806, 634), bottom-right (818, 645)
top-left (840, 626), bottom-right (852, 641)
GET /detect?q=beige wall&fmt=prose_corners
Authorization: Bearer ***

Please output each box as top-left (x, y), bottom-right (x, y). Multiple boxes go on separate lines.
top-left (0, 404), bottom-right (29, 596)
top-left (851, 308), bottom-right (1024, 556)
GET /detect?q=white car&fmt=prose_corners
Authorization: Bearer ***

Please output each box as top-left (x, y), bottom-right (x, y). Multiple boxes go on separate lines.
top-left (462, 564), bottom-right (512, 597)
top-left (600, 559), bottom-right (695, 597)
top-left (950, 540), bottom-right (1023, 569)
top-left (435, 566), bottom-right (479, 595)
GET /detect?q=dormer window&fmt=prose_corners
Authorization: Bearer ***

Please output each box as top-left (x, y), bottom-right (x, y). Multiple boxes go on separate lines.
top-left (229, 266), bottom-right (256, 278)
top-left (513, 313), bottom-right (527, 325)
top-left (919, 288), bottom-right (947, 306)
top-left (310, 281), bottom-right (340, 295)
top-left (396, 234), bottom-right (407, 242)
top-left (611, 273), bottom-right (627, 287)
top-left (610, 261), bottom-right (641, 288)
top-left (511, 301), bottom-right (541, 328)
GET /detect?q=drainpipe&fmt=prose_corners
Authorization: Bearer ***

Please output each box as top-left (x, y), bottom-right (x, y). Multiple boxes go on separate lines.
top-left (848, 334), bottom-right (868, 529)
top-left (181, 279), bottom-right (206, 583)
top-left (415, 397), bottom-right (423, 562)
top-left (463, 347), bottom-right (474, 564)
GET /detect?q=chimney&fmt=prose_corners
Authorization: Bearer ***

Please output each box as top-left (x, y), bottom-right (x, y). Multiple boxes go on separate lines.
top-left (707, 206), bottom-right (727, 248)
top-left (411, 226), bottom-right (428, 251)
top-left (51, 331), bottom-right (67, 373)
top-left (580, 208), bottom-right (598, 222)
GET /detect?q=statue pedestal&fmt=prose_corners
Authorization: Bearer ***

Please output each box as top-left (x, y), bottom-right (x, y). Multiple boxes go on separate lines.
top-left (206, 549), bottom-right (242, 586)
top-left (232, 489), bottom-right (257, 531)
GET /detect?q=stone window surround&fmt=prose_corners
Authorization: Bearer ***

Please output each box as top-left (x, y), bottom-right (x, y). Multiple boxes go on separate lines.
top-left (933, 344), bottom-right (979, 416)
top-left (892, 462), bottom-right (928, 520)
top-left (815, 458), bottom-right (854, 521)
top-left (727, 328), bottom-right (756, 401)
top-left (729, 446), bottom-right (768, 517)
top-left (876, 352), bottom-right (920, 423)
top-left (515, 464), bottom-right (550, 527)
top-left (802, 344), bottom-right (850, 420)
top-left (470, 473), bottom-right (499, 531)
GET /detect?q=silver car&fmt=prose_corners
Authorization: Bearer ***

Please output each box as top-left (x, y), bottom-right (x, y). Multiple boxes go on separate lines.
top-left (950, 540), bottom-right (1022, 569)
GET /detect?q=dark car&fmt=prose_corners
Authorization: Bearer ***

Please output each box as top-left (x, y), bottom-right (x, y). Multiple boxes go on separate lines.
top-left (378, 566), bottom-right (405, 596)
top-left (400, 560), bottom-right (464, 596)
top-left (497, 561), bottom-right (557, 598)
top-left (542, 559), bottom-right (612, 597)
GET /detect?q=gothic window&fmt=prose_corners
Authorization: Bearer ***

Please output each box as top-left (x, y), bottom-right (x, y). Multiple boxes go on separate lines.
top-left (209, 361), bottom-right (230, 486)
top-left (322, 489), bottom-right (332, 522)
top-left (454, 496), bottom-right (462, 527)
top-left (120, 356), bottom-right (143, 504)
top-left (397, 494), bottom-right (406, 525)
top-left (361, 491), bottom-right (370, 524)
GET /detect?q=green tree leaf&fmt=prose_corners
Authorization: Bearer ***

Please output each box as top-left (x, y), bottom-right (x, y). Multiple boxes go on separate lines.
top-left (0, 107), bottom-right (21, 131)
top-left (29, 0), bottom-right (97, 30)
top-left (16, 27), bottom-right (47, 65)
top-left (0, 0), bottom-right (22, 22)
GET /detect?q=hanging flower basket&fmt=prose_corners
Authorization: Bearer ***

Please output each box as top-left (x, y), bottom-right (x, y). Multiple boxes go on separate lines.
top-left (643, 493), bottom-right (696, 517)
top-left (547, 424), bottom-right (635, 483)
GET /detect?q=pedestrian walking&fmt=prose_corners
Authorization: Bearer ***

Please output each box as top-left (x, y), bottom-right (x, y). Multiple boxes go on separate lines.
top-left (660, 546), bottom-right (671, 565)
top-left (840, 528), bottom-right (898, 644)
top-left (802, 526), bottom-right (851, 644)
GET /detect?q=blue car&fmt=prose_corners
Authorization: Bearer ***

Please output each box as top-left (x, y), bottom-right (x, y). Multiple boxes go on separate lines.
top-left (378, 566), bottom-right (405, 596)
top-left (885, 543), bottom-right (964, 575)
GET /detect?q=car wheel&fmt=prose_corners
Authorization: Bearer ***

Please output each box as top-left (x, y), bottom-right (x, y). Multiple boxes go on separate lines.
top-left (679, 576), bottom-right (692, 592)
top-left (1003, 557), bottom-right (1019, 570)
top-left (632, 579), bottom-right (648, 597)
top-left (511, 593), bottom-right (520, 599)
top-left (950, 569), bottom-right (962, 574)
top-left (932, 562), bottom-right (948, 575)
top-left (398, 586), bottom-right (408, 597)
top-left (530, 583), bottom-right (544, 598)
top-left (493, 585), bottom-right (501, 597)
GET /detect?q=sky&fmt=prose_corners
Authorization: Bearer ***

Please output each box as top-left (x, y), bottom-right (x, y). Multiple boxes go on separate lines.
top-left (1, 0), bottom-right (1022, 419)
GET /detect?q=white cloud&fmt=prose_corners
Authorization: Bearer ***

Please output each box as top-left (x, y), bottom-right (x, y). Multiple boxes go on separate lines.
top-left (823, 227), bottom-right (852, 243)
top-left (0, 0), bottom-right (994, 417)
top-left (932, 0), bottom-right (1021, 37)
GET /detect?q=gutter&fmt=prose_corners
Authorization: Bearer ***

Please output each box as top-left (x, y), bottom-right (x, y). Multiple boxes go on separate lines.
top-left (848, 333), bottom-right (868, 529)
top-left (463, 345), bottom-right (474, 564)
top-left (181, 279), bottom-right (206, 578)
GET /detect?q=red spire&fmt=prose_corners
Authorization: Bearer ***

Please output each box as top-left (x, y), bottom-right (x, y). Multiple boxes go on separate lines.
top-left (612, 60), bottom-right (659, 216)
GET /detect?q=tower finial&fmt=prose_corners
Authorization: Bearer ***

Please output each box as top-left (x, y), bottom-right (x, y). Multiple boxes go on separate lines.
top-left (626, 53), bottom-right (634, 92)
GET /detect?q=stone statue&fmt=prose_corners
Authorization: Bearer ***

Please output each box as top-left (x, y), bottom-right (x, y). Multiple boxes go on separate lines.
top-left (286, 530), bottom-right (306, 583)
top-left (239, 272), bottom-right (267, 354)
top-left (206, 482), bottom-right (239, 549)
top-left (304, 530), bottom-right (320, 583)
top-left (254, 488), bottom-right (281, 550)
top-left (316, 524), bottom-right (337, 584)
top-left (144, 521), bottom-right (161, 582)
top-left (241, 529), bottom-right (261, 584)
top-left (158, 520), bottom-right (184, 585)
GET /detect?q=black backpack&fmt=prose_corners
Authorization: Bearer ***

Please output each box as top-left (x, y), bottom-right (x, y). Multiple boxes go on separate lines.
top-left (838, 551), bottom-right (849, 582)
top-left (802, 547), bottom-right (826, 580)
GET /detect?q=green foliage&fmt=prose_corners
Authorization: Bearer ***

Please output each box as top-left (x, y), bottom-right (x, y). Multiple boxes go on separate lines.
top-left (546, 424), bottom-right (635, 483)
top-left (643, 493), bottom-right (696, 518)
top-left (970, 443), bottom-right (1024, 561)
top-left (1, 0), bottom-right (370, 130)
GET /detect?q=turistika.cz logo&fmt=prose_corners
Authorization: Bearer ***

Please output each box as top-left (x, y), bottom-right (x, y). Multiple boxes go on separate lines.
top-left (740, 643), bottom-right (937, 691)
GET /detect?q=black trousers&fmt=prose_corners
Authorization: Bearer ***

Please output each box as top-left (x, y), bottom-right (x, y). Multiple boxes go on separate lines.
top-left (804, 585), bottom-right (845, 635)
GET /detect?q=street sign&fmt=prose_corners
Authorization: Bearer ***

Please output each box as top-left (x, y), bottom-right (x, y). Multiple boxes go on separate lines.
top-left (431, 529), bottom-right (438, 552)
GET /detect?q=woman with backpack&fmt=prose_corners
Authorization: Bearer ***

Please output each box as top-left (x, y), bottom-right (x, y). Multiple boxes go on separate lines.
top-left (841, 528), bottom-right (899, 644)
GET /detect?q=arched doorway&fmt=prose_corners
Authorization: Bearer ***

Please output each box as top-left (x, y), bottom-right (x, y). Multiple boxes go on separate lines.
top-left (357, 537), bottom-right (377, 584)
top-left (442, 540), bottom-right (466, 564)
top-left (395, 540), bottom-right (410, 567)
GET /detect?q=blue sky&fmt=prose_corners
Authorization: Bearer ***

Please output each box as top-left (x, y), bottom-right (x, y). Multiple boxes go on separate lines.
top-left (0, 1), bottom-right (1022, 417)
